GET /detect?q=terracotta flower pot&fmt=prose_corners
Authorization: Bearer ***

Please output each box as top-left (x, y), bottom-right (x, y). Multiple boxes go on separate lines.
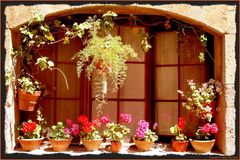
top-left (18, 137), bottom-right (44, 151)
top-left (172, 139), bottom-right (189, 152)
top-left (133, 139), bottom-right (154, 151)
top-left (49, 138), bottom-right (72, 152)
top-left (18, 89), bottom-right (41, 111)
top-left (111, 141), bottom-right (122, 153)
top-left (82, 139), bottom-right (102, 151)
top-left (190, 139), bottom-right (215, 153)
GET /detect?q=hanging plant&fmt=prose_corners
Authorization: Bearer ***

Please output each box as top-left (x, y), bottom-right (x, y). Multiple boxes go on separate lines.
top-left (72, 11), bottom-right (138, 116)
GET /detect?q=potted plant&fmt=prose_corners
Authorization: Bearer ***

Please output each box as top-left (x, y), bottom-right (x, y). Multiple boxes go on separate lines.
top-left (133, 120), bottom-right (158, 151)
top-left (17, 107), bottom-right (47, 151)
top-left (48, 119), bottom-right (79, 152)
top-left (178, 79), bottom-right (223, 122)
top-left (78, 115), bottom-right (102, 151)
top-left (103, 113), bottom-right (131, 153)
top-left (72, 12), bottom-right (139, 116)
top-left (178, 79), bottom-right (223, 153)
top-left (170, 117), bottom-right (188, 152)
top-left (190, 123), bottom-right (218, 153)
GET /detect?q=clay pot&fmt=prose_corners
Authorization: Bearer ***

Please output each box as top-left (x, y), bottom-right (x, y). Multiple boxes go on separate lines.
top-left (49, 138), bottom-right (72, 152)
top-left (18, 89), bottom-right (41, 111)
top-left (82, 139), bottom-right (102, 151)
top-left (190, 139), bottom-right (215, 153)
top-left (110, 141), bottom-right (122, 153)
top-left (18, 137), bottom-right (44, 151)
top-left (133, 139), bottom-right (154, 151)
top-left (172, 139), bottom-right (189, 152)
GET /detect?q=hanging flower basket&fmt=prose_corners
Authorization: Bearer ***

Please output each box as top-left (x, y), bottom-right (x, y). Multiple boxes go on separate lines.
top-left (18, 89), bottom-right (41, 111)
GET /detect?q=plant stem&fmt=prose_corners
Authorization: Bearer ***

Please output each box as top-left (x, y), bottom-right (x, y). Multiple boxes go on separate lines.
top-left (51, 67), bottom-right (69, 90)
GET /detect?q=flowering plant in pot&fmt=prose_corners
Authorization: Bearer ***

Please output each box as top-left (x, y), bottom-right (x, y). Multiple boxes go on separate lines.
top-left (190, 123), bottom-right (218, 153)
top-left (48, 119), bottom-right (79, 152)
top-left (178, 79), bottom-right (223, 122)
top-left (103, 113), bottom-right (131, 152)
top-left (17, 107), bottom-right (47, 151)
top-left (170, 117), bottom-right (188, 152)
top-left (78, 115), bottom-right (102, 151)
top-left (133, 120), bottom-right (158, 151)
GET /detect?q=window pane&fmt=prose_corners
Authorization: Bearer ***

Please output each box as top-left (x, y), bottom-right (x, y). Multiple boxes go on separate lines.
top-left (39, 99), bottom-right (54, 125)
top-left (119, 64), bottom-right (145, 99)
top-left (57, 64), bottom-right (79, 98)
top-left (56, 100), bottom-right (80, 122)
top-left (120, 26), bottom-right (146, 62)
top-left (155, 32), bottom-right (178, 65)
top-left (119, 101), bottom-right (145, 137)
top-left (155, 67), bottom-right (178, 100)
top-left (155, 102), bottom-right (178, 135)
top-left (179, 31), bottom-right (203, 64)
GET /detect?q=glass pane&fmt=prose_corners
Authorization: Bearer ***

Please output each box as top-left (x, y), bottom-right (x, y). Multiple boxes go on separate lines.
top-left (155, 32), bottom-right (178, 65)
top-left (155, 102), bottom-right (178, 135)
top-left (179, 31), bottom-right (203, 64)
top-left (57, 34), bottom-right (82, 62)
top-left (91, 101), bottom-right (117, 123)
top-left (39, 99), bottom-right (54, 125)
top-left (56, 100), bottom-right (80, 122)
top-left (155, 67), bottom-right (178, 100)
top-left (120, 26), bottom-right (146, 62)
top-left (119, 101), bottom-right (145, 137)
top-left (57, 64), bottom-right (79, 98)
top-left (120, 64), bottom-right (145, 99)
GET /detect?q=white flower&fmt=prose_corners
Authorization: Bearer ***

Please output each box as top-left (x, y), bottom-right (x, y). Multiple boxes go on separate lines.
top-left (48, 61), bottom-right (54, 68)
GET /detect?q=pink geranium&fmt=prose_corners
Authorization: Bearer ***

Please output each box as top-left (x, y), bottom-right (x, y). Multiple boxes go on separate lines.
top-left (210, 123), bottom-right (218, 134)
top-left (196, 123), bottom-right (218, 140)
top-left (120, 113), bottom-right (132, 124)
top-left (101, 115), bottom-right (110, 124)
top-left (200, 123), bottom-right (211, 133)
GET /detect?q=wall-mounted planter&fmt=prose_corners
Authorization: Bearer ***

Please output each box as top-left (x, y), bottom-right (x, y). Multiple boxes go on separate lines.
top-left (18, 89), bottom-right (41, 111)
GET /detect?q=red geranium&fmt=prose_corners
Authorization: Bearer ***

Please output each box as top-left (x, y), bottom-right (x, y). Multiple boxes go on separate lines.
top-left (178, 117), bottom-right (184, 130)
top-left (82, 122), bottom-right (93, 133)
top-left (78, 115), bottom-right (89, 124)
top-left (21, 121), bottom-right (37, 133)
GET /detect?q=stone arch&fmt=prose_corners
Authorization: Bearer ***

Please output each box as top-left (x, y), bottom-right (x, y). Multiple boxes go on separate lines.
top-left (4, 3), bottom-right (237, 155)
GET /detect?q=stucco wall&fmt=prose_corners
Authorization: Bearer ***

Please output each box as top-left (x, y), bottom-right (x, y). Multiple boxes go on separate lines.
top-left (3, 3), bottom-right (237, 155)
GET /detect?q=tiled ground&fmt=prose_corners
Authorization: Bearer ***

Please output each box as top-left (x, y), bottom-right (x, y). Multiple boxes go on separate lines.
top-left (12, 140), bottom-right (223, 157)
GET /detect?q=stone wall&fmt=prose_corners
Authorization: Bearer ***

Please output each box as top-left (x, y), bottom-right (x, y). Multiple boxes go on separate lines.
top-left (3, 3), bottom-right (237, 155)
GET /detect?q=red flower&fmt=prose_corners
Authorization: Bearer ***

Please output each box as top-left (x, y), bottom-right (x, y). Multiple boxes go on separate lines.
top-left (78, 115), bottom-right (88, 124)
top-left (178, 117), bottom-right (184, 130)
top-left (82, 122), bottom-right (93, 133)
top-left (21, 121), bottom-right (37, 133)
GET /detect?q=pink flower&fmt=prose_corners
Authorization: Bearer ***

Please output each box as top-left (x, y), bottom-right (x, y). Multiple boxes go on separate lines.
top-left (92, 119), bottom-right (101, 128)
top-left (153, 122), bottom-right (158, 130)
top-left (210, 123), bottom-right (218, 134)
top-left (66, 119), bottom-right (74, 126)
top-left (101, 115), bottom-right (110, 124)
top-left (64, 128), bottom-right (71, 135)
top-left (138, 120), bottom-right (149, 130)
top-left (120, 113), bottom-right (132, 124)
top-left (200, 123), bottom-right (211, 133)
top-left (135, 128), bottom-right (146, 138)
top-left (71, 124), bottom-right (80, 136)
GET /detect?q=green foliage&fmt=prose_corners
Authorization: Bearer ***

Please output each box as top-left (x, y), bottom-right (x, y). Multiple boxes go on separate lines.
top-left (199, 51), bottom-right (205, 62)
top-left (49, 122), bottom-right (71, 140)
top-left (37, 107), bottom-right (47, 136)
top-left (18, 76), bottom-right (42, 94)
top-left (36, 56), bottom-right (54, 71)
top-left (170, 125), bottom-right (187, 141)
top-left (199, 34), bottom-right (207, 62)
top-left (84, 130), bottom-right (101, 140)
top-left (5, 68), bottom-right (14, 86)
top-left (103, 122), bottom-right (130, 142)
